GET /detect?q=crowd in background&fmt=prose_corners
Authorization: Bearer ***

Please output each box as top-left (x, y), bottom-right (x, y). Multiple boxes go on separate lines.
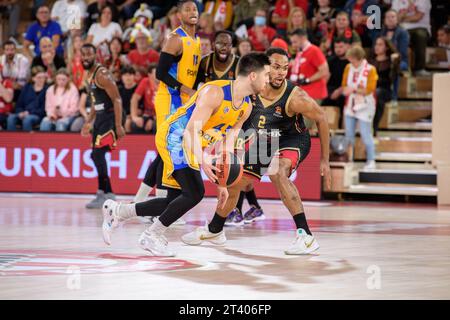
top-left (0, 0), bottom-right (449, 137)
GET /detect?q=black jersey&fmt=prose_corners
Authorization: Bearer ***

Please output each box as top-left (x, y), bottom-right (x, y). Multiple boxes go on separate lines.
top-left (87, 64), bottom-right (114, 113)
top-left (243, 80), bottom-right (307, 137)
top-left (240, 80), bottom-right (311, 179)
top-left (199, 53), bottom-right (240, 83)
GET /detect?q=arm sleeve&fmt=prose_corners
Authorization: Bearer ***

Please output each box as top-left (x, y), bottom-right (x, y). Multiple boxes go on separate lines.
top-left (15, 86), bottom-right (26, 113)
top-left (341, 64), bottom-right (350, 87)
top-left (365, 67), bottom-right (378, 95)
top-left (134, 79), bottom-right (147, 97)
top-left (156, 52), bottom-right (183, 90)
top-left (36, 87), bottom-right (48, 118)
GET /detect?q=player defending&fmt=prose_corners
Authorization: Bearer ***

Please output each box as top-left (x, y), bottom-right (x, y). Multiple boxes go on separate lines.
top-left (102, 53), bottom-right (271, 256)
top-left (81, 44), bottom-right (126, 209)
top-left (182, 48), bottom-right (332, 255)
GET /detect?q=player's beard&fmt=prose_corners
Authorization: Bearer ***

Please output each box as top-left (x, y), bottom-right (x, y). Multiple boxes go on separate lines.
top-left (216, 52), bottom-right (229, 63)
top-left (269, 81), bottom-right (283, 90)
top-left (82, 60), bottom-right (95, 71)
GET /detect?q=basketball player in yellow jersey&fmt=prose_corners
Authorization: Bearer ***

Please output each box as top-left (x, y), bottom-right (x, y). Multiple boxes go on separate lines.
top-left (102, 53), bottom-right (271, 256)
top-left (133, 0), bottom-right (201, 204)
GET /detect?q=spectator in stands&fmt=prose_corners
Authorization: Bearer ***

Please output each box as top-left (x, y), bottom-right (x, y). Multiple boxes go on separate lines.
top-left (7, 66), bottom-right (48, 131)
top-left (23, 5), bottom-right (64, 59)
top-left (130, 64), bottom-right (157, 134)
top-left (118, 66), bottom-right (137, 133)
top-left (122, 4), bottom-right (154, 53)
top-left (51, 0), bottom-right (87, 36)
top-left (237, 38), bottom-right (253, 57)
top-left (287, 6), bottom-right (308, 34)
top-left (104, 37), bottom-right (128, 83)
top-left (271, 37), bottom-right (290, 52)
top-left (115, 0), bottom-right (140, 23)
top-left (31, 37), bottom-right (67, 83)
top-left (86, 0), bottom-right (119, 32)
top-left (40, 68), bottom-right (79, 132)
top-left (200, 35), bottom-right (213, 57)
top-left (344, 0), bottom-right (379, 46)
top-left (66, 34), bottom-right (85, 90)
top-left (379, 9), bottom-right (409, 73)
top-left (87, 4), bottom-right (123, 47)
top-left (437, 25), bottom-right (450, 49)
top-left (147, 0), bottom-right (177, 21)
top-left (0, 0), bottom-right (20, 44)
top-left (233, 0), bottom-right (269, 30)
top-left (287, 7), bottom-right (317, 47)
top-left (311, 0), bottom-right (336, 46)
top-left (70, 86), bottom-right (90, 132)
top-left (391, 0), bottom-right (431, 76)
top-left (322, 37), bottom-right (351, 123)
top-left (369, 37), bottom-right (400, 135)
top-left (152, 6), bottom-right (180, 50)
top-left (0, 73), bottom-right (14, 130)
top-left (127, 30), bottom-right (160, 81)
top-left (341, 46), bottom-right (378, 169)
top-left (272, 0), bottom-right (309, 37)
top-left (350, 5), bottom-right (372, 48)
top-left (0, 40), bottom-right (30, 98)
top-left (289, 28), bottom-right (330, 104)
top-left (248, 9), bottom-right (277, 52)
top-left (203, 0), bottom-right (234, 30)
top-left (322, 11), bottom-right (361, 55)
top-left (198, 12), bottom-right (215, 43)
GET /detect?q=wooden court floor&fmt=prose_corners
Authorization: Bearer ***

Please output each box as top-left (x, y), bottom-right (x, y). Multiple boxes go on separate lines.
top-left (1, 193), bottom-right (449, 300)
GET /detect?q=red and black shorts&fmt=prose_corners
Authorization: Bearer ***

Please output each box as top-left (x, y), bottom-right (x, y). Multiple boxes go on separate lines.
top-left (241, 131), bottom-right (311, 180)
top-left (92, 111), bottom-right (118, 151)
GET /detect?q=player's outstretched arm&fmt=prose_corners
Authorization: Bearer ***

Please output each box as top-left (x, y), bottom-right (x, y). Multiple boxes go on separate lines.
top-left (97, 68), bottom-right (125, 139)
top-left (288, 88), bottom-right (332, 189)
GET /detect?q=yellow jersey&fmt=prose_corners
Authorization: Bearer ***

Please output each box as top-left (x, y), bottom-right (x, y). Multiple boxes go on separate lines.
top-left (156, 80), bottom-right (252, 189)
top-left (154, 26), bottom-right (201, 129)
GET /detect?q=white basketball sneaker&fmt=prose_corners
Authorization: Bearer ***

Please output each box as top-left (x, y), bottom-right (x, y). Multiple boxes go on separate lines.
top-left (172, 217), bottom-right (187, 226)
top-left (138, 230), bottom-right (175, 257)
top-left (102, 199), bottom-right (122, 245)
top-left (284, 228), bottom-right (320, 255)
top-left (181, 222), bottom-right (227, 246)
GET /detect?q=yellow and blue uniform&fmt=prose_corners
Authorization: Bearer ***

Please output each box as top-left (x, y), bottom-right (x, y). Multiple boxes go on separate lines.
top-left (154, 26), bottom-right (201, 130)
top-left (156, 80), bottom-right (251, 189)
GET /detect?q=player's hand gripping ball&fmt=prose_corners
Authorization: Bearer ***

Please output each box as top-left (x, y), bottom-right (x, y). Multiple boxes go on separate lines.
top-left (212, 151), bottom-right (243, 188)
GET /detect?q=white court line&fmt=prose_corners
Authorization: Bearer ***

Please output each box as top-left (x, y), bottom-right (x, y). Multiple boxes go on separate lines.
top-left (0, 192), bottom-right (333, 207)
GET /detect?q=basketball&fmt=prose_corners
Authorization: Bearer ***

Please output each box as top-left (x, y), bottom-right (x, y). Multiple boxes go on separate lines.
top-left (212, 151), bottom-right (243, 188)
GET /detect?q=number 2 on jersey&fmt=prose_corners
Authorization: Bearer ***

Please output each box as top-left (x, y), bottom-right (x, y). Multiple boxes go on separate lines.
top-left (258, 115), bottom-right (266, 129)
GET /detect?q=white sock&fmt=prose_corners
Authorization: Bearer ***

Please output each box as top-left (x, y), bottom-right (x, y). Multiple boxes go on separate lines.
top-left (134, 182), bottom-right (152, 203)
top-left (147, 218), bottom-right (167, 235)
top-left (117, 203), bottom-right (137, 221)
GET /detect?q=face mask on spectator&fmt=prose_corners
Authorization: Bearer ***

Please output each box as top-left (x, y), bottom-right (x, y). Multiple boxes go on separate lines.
top-left (255, 16), bottom-right (266, 26)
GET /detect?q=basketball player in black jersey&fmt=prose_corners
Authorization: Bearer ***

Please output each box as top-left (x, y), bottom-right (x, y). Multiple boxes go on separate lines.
top-left (81, 43), bottom-right (126, 209)
top-left (195, 30), bottom-right (239, 87)
top-left (182, 47), bottom-right (332, 255)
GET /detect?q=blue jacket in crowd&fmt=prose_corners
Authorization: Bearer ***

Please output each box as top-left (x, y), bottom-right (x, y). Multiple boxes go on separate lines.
top-left (14, 83), bottom-right (48, 119)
